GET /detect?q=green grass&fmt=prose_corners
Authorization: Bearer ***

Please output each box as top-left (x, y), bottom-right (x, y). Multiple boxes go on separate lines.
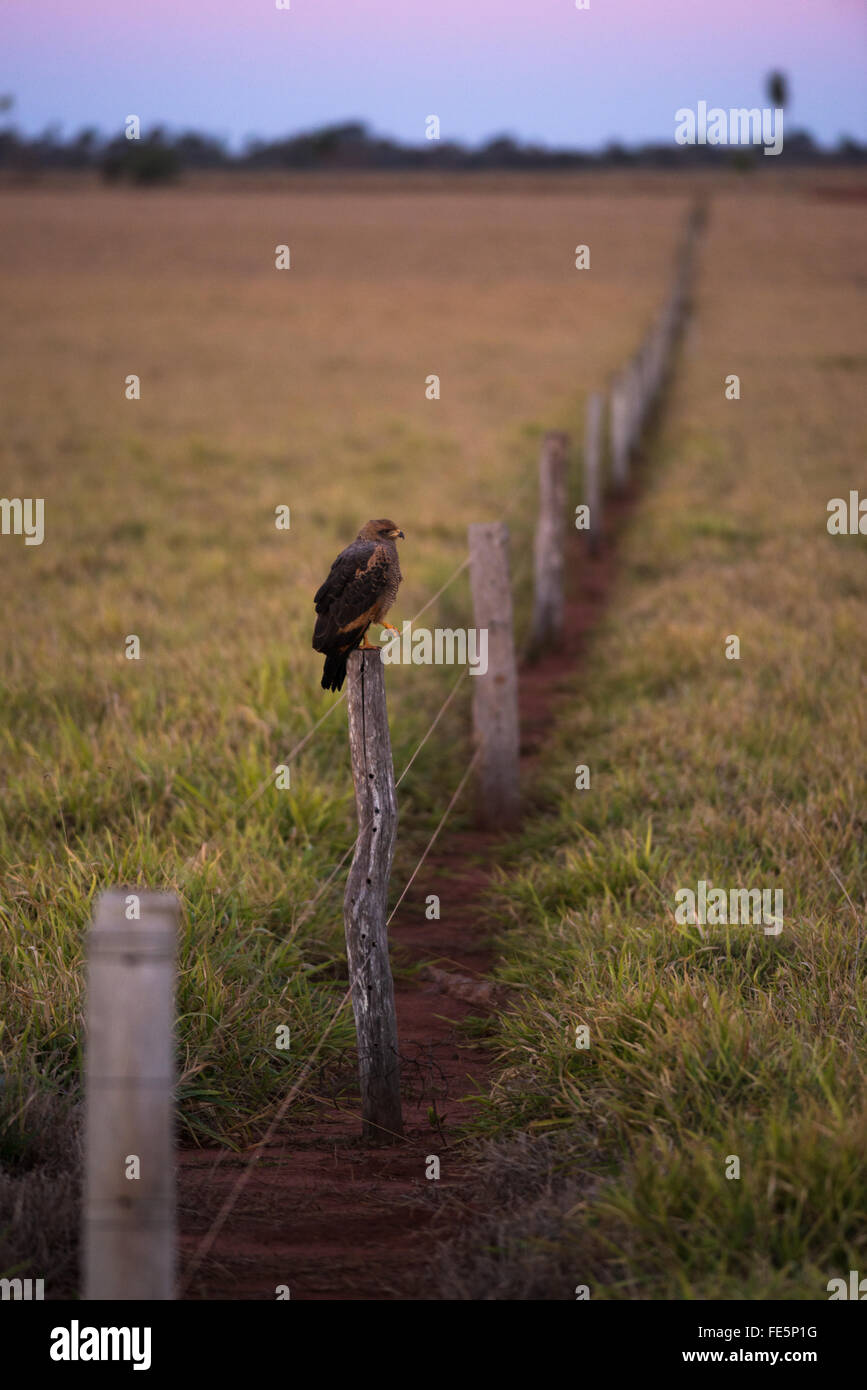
top-left (2, 179), bottom-right (864, 1299)
top-left (0, 184), bottom-right (684, 1160)
top-left (447, 188), bottom-right (867, 1300)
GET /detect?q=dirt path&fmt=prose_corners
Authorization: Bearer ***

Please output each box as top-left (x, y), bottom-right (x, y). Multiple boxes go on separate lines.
top-left (176, 488), bottom-right (638, 1301)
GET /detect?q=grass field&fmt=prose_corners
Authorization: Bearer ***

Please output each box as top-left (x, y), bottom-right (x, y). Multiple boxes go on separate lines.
top-left (0, 181), bottom-right (683, 1151)
top-left (1, 174), bottom-right (864, 1299)
top-left (437, 185), bottom-right (867, 1299)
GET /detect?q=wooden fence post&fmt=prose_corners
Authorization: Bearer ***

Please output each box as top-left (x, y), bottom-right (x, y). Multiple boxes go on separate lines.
top-left (468, 522), bottom-right (520, 829)
top-left (529, 430), bottom-right (569, 654)
top-left (343, 649), bottom-right (403, 1142)
top-left (639, 338), bottom-right (653, 426)
top-left (584, 392), bottom-right (603, 553)
top-left (640, 330), bottom-right (659, 428)
top-left (83, 889), bottom-right (178, 1300)
top-left (610, 374), bottom-right (630, 490)
top-left (602, 204), bottom-right (703, 514)
top-left (630, 351), bottom-right (646, 449)
top-left (650, 314), bottom-right (667, 402)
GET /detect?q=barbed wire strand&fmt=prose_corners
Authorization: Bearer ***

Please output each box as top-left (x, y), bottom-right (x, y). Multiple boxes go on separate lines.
top-left (181, 556), bottom-right (474, 871)
top-left (179, 204), bottom-right (712, 1291)
top-left (387, 747), bottom-right (481, 927)
top-left (394, 666), bottom-right (469, 789)
top-left (176, 971), bottom-right (358, 1298)
top-left (284, 665), bottom-right (470, 944)
top-left (407, 555), bottom-right (470, 627)
top-left (179, 744), bottom-right (481, 1293)
top-left (215, 665), bottom-right (474, 1031)
top-left (181, 696), bottom-right (347, 871)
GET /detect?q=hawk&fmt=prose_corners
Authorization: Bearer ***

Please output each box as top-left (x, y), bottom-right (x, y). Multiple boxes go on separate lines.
top-left (312, 519), bottom-right (405, 692)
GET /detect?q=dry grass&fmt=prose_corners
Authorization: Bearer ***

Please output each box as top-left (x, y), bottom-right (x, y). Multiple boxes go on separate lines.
top-left (0, 179), bottom-right (682, 1156)
top-left (3, 173), bottom-right (862, 1298)
top-left (0, 1083), bottom-right (81, 1294)
top-left (441, 184), bottom-right (867, 1300)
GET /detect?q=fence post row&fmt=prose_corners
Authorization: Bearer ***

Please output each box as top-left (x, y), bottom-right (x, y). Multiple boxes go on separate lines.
top-left (529, 429), bottom-right (570, 655)
top-left (343, 648), bottom-right (403, 1142)
top-left (83, 890), bottom-right (179, 1301)
top-left (468, 521), bottom-right (521, 830)
top-left (610, 373), bottom-right (631, 490)
top-left (605, 201), bottom-right (702, 494)
top-left (79, 208), bottom-right (706, 1298)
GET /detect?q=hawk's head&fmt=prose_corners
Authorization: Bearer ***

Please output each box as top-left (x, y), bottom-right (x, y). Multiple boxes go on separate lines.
top-left (358, 518), bottom-right (405, 542)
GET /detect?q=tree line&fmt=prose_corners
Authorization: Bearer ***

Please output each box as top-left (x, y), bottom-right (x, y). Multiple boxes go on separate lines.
top-left (0, 114), bottom-right (863, 183)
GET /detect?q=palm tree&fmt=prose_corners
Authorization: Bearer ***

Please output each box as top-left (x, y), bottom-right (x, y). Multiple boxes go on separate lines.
top-left (767, 71), bottom-right (789, 110)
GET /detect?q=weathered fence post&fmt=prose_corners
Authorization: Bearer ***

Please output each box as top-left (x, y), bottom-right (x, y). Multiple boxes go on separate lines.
top-left (602, 203), bottom-right (703, 516)
top-left (83, 889), bottom-right (178, 1300)
top-left (642, 335), bottom-right (656, 421)
top-left (529, 430), bottom-right (569, 654)
top-left (343, 649), bottom-right (403, 1142)
top-left (468, 522), bottom-right (520, 829)
top-left (650, 314), bottom-right (666, 402)
top-left (584, 392), bottom-right (603, 553)
top-left (629, 352), bottom-right (645, 450)
top-left (610, 374), bottom-right (630, 490)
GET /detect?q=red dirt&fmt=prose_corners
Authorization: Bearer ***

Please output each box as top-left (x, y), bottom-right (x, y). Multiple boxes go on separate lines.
top-left (176, 483), bottom-right (640, 1300)
top-left (811, 185), bottom-right (867, 202)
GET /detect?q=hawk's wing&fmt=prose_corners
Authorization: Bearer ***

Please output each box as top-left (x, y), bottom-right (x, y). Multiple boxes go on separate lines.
top-left (312, 539), bottom-right (391, 652)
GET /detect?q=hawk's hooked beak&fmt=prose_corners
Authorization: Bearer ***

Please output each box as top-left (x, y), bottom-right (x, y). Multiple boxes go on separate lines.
top-left (390, 528), bottom-right (405, 539)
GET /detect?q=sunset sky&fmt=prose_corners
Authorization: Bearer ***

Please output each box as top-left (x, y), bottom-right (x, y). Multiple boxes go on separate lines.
top-left (4, 0), bottom-right (865, 148)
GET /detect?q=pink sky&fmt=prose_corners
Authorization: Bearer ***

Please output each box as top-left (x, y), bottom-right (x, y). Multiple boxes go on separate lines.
top-left (4, 0), bottom-right (865, 147)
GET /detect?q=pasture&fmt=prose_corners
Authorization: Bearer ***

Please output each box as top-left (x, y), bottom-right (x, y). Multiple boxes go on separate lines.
top-left (1, 173), bottom-right (864, 1298)
top-left (439, 183), bottom-right (867, 1298)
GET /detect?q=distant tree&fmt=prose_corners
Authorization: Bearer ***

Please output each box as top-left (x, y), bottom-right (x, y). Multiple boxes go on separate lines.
top-left (730, 149), bottom-right (756, 173)
top-left (101, 128), bottom-right (180, 184)
top-left (174, 130), bottom-right (228, 168)
top-left (767, 71), bottom-right (789, 109)
top-left (310, 122), bottom-right (368, 162)
top-left (602, 141), bottom-right (634, 166)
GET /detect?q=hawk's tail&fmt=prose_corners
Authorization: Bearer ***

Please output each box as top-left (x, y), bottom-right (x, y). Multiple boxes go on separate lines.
top-left (321, 651), bottom-right (349, 693)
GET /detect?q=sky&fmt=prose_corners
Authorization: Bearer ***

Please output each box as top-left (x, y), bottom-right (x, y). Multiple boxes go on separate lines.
top-left (3, 0), bottom-right (865, 150)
